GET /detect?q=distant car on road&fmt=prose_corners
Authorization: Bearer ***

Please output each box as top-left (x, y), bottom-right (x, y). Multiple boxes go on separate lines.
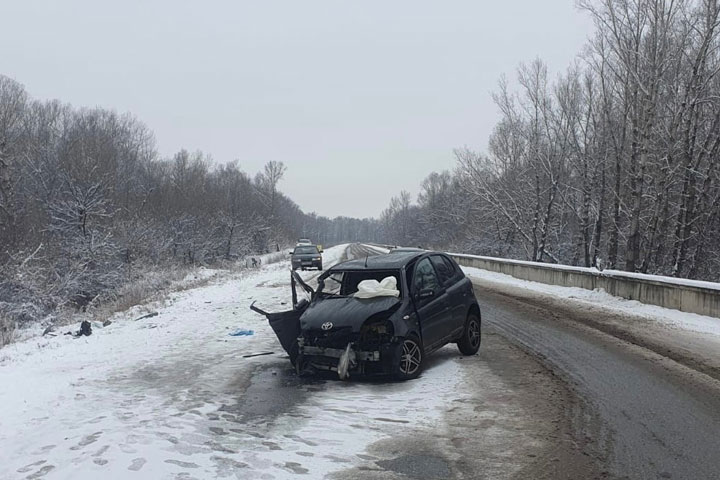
top-left (291, 245), bottom-right (323, 271)
top-left (252, 250), bottom-right (481, 380)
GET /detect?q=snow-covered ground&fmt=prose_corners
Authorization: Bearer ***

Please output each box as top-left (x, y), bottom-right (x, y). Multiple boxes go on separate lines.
top-left (461, 266), bottom-right (720, 337)
top-left (0, 244), bottom-right (471, 480)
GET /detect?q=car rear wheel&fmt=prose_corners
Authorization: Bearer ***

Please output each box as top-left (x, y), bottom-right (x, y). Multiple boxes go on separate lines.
top-left (395, 334), bottom-right (423, 380)
top-left (457, 313), bottom-right (481, 355)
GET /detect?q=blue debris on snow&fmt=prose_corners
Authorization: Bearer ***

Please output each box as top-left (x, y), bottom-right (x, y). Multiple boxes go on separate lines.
top-left (229, 329), bottom-right (255, 337)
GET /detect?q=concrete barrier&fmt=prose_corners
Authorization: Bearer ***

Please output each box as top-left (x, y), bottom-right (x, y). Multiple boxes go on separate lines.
top-left (447, 253), bottom-right (720, 318)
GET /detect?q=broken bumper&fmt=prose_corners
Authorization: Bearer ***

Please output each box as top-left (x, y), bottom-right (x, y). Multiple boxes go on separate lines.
top-left (298, 339), bottom-right (400, 377)
top-left (302, 345), bottom-right (381, 362)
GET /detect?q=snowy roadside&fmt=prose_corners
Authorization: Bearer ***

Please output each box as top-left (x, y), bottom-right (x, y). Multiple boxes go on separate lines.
top-left (362, 244), bottom-right (391, 254)
top-left (0, 244), bottom-right (344, 479)
top-left (6, 248), bottom-right (295, 349)
top-left (3, 266), bottom-right (216, 347)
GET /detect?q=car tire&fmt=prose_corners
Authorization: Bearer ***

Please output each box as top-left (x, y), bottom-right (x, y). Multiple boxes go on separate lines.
top-left (457, 313), bottom-right (481, 355)
top-left (394, 334), bottom-right (424, 380)
top-left (318, 264), bottom-right (323, 271)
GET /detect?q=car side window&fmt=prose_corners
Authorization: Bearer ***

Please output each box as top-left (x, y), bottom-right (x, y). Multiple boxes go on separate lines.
top-left (442, 256), bottom-right (458, 276)
top-left (413, 258), bottom-right (440, 293)
top-left (430, 255), bottom-right (455, 286)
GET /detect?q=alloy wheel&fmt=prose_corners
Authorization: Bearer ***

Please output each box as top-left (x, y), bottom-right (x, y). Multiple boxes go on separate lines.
top-left (399, 339), bottom-right (422, 375)
top-left (468, 319), bottom-right (481, 348)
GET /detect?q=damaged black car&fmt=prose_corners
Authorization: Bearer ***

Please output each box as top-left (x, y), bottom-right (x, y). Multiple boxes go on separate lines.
top-left (251, 250), bottom-right (481, 380)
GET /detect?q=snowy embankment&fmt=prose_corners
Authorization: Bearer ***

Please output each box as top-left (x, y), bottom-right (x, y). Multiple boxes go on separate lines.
top-left (363, 244), bottom-right (391, 254)
top-left (461, 267), bottom-right (720, 336)
top-left (0, 243), bottom-right (471, 480)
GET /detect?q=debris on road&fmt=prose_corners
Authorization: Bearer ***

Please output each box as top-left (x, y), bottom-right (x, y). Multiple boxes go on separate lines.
top-left (229, 329), bottom-right (254, 336)
top-left (134, 312), bottom-right (159, 321)
top-left (337, 343), bottom-right (357, 380)
top-left (242, 351), bottom-right (275, 358)
top-left (69, 320), bottom-right (92, 337)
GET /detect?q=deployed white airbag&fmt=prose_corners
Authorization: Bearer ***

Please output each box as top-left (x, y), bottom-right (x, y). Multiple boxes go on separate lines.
top-left (354, 276), bottom-right (400, 299)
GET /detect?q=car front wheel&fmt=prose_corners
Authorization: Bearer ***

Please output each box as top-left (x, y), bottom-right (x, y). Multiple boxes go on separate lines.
top-left (457, 313), bottom-right (481, 355)
top-left (395, 334), bottom-right (423, 380)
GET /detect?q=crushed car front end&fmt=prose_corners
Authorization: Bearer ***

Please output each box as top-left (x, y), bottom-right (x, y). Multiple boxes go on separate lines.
top-left (297, 315), bottom-right (405, 377)
top-left (292, 266), bottom-right (419, 378)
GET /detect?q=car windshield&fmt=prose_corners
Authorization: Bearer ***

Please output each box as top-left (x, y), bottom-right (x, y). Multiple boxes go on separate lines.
top-left (294, 246), bottom-right (319, 254)
top-left (318, 269), bottom-right (402, 298)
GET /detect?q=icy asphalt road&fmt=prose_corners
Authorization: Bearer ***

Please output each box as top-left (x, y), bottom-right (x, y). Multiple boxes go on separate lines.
top-left (476, 287), bottom-right (720, 479)
top-left (1, 244), bottom-right (602, 480)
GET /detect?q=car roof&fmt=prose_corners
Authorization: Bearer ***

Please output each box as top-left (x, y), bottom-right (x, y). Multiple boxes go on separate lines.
top-left (331, 251), bottom-right (427, 270)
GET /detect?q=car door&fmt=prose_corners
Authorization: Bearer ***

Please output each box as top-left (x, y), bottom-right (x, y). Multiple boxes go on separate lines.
top-left (411, 257), bottom-right (451, 350)
top-left (430, 254), bottom-right (465, 335)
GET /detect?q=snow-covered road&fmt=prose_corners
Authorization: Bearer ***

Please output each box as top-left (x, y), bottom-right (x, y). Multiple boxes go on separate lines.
top-left (1, 244), bottom-right (571, 480)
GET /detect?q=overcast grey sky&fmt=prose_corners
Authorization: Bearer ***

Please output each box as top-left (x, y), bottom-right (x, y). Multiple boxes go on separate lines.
top-left (2, 1), bottom-right (592, 218)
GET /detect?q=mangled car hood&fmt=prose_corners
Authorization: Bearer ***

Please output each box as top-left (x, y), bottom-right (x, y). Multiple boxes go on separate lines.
top-left (300, 296), bottom-right (401, 332)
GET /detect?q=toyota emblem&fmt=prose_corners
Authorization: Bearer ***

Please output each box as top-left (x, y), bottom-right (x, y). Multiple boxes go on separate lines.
top-left (321, 322), bottom-right (333, 331)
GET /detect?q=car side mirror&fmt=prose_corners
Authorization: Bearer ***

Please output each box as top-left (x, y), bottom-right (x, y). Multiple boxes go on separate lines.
top-left (418, 288), bottom-right (434, 299)
top-left (289, 250), bottom-right (294, 255)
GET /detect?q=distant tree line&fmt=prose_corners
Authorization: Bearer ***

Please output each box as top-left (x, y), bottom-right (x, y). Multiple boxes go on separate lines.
top-left (381, 0), bottom-right (720, 282)
top-left (0, 76), bottom-right (378, 332)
